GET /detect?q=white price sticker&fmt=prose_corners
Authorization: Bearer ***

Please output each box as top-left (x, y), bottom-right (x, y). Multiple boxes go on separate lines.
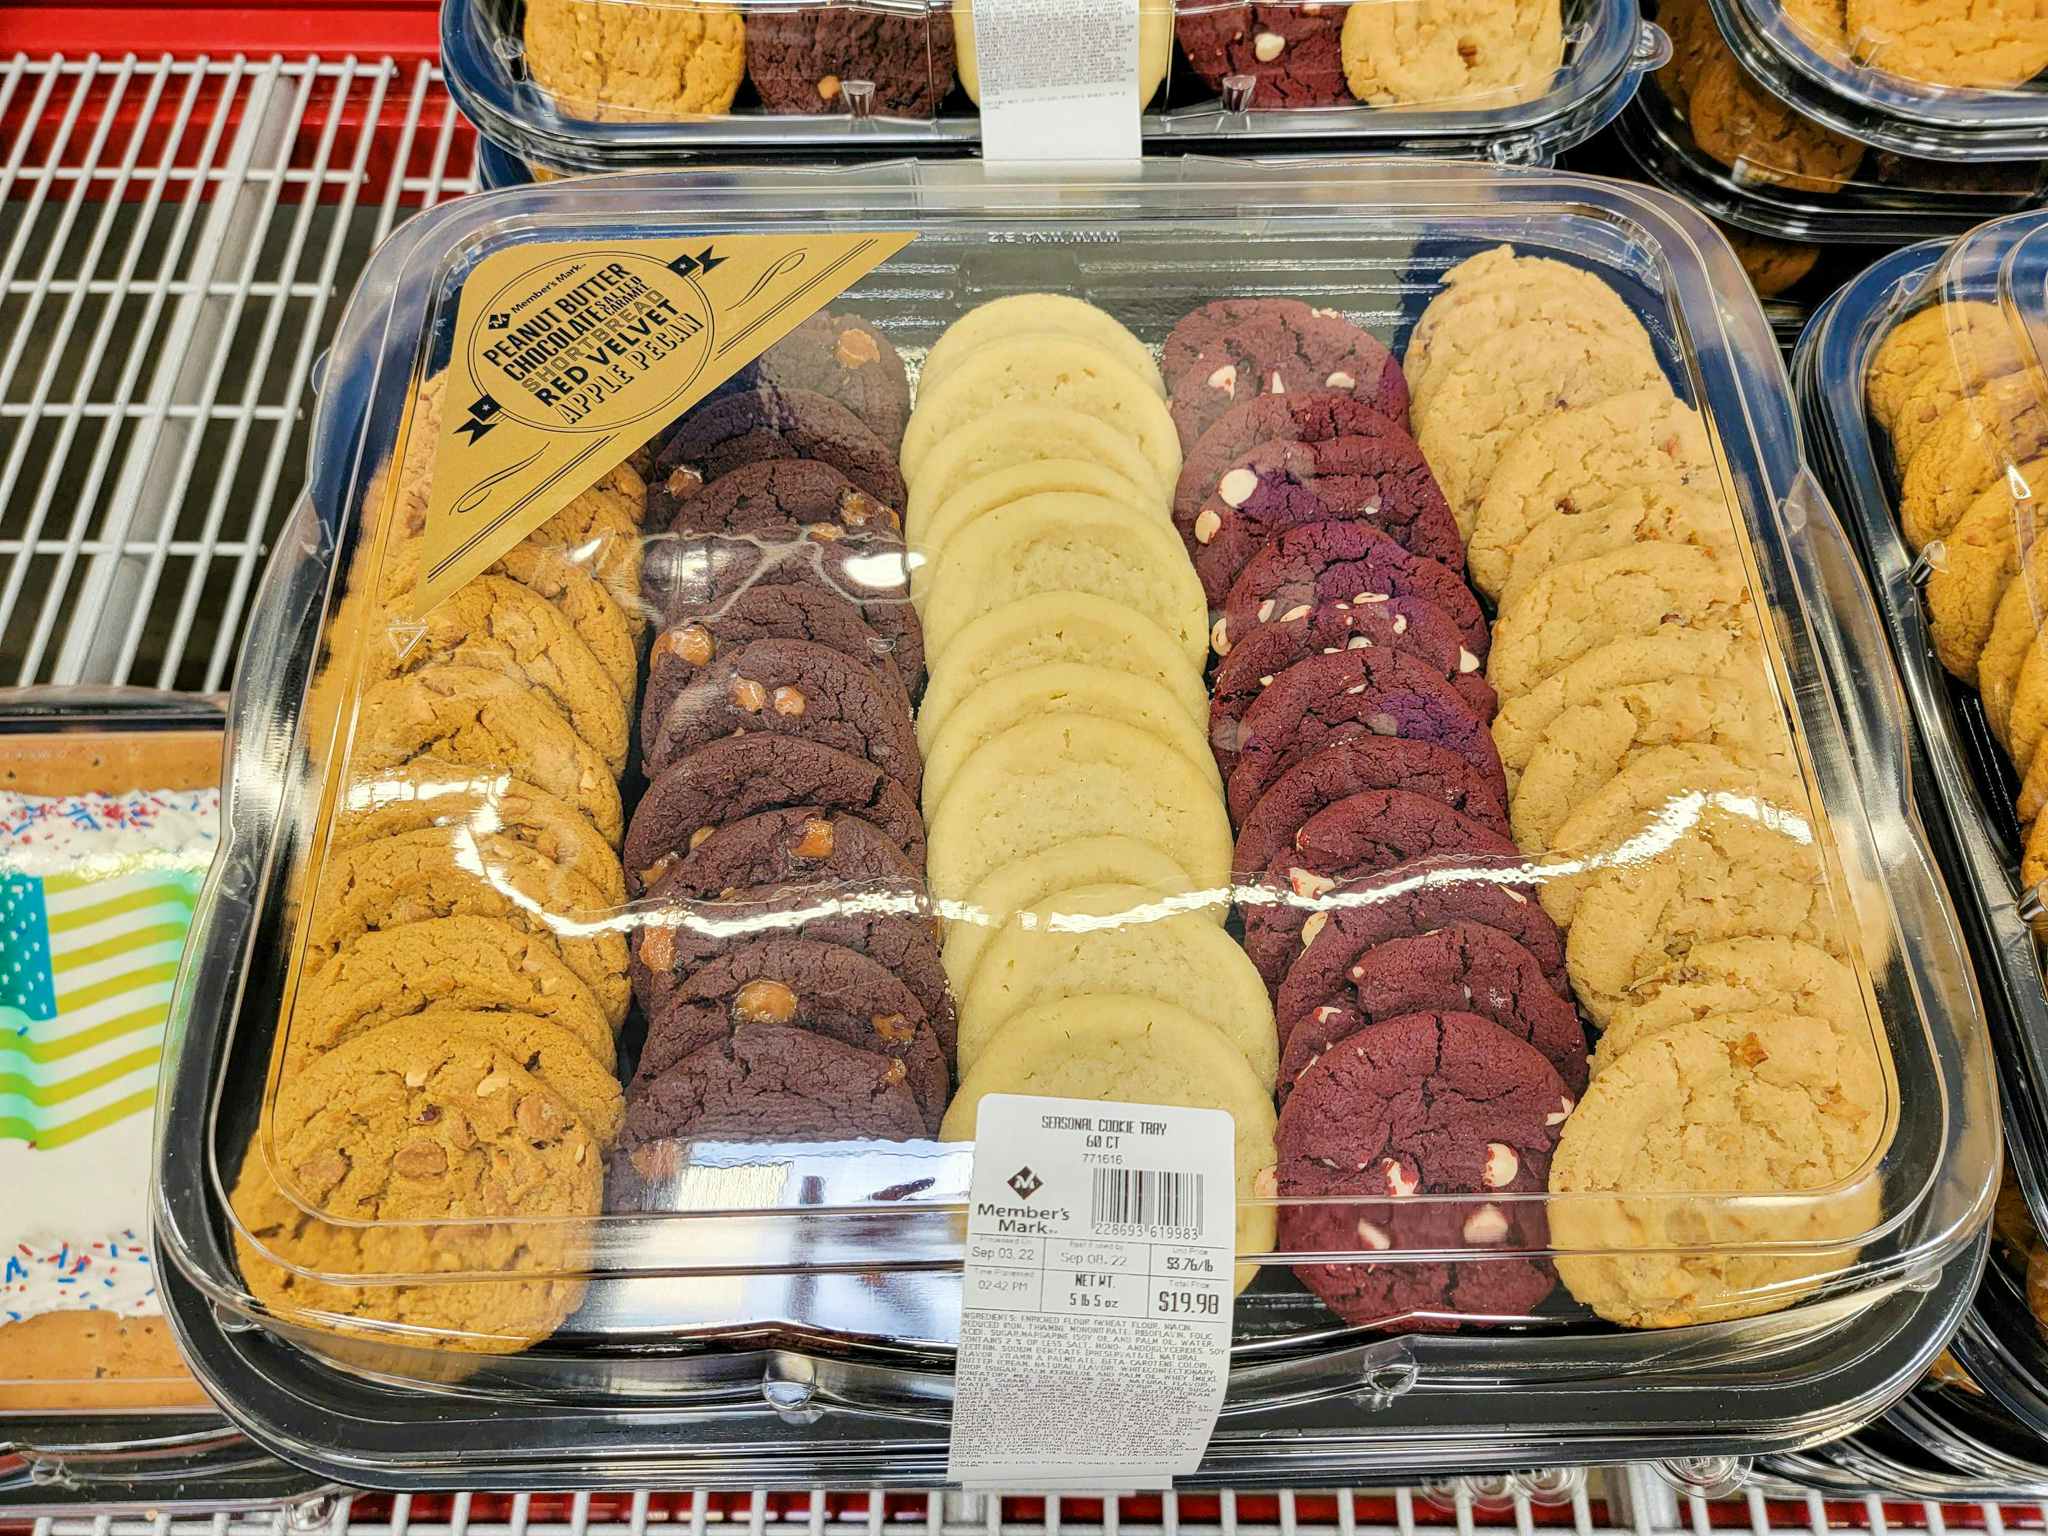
top-left (947, 1094), bottom-right (1235, 1490)
top-left (973, 0), bottom-right (1144, 162)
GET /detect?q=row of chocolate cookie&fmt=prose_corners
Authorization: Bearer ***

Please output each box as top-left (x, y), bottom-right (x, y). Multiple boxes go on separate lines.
top-left (607, 314), bottom-right (959, 1180)
top-left (1412, 248), bottom-right (1890, 1331)
top-left (1142, 294), bottom-right (1581, 1327)
top-left (231, 376), bottom-right (648, 1353)
top-left (1868, 301), bottom-right (2048, 918)
top-left (893, 295), bottom-right (1279, 1289)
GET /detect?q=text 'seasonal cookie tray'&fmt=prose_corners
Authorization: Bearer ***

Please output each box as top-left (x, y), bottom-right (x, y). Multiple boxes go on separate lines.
top-left (443, 0), bottom-right (1655, 164)
top-left (1793, 209), bottom-right (2048, 1412)
top-left (153, 161), bottom-right (1995, 1480)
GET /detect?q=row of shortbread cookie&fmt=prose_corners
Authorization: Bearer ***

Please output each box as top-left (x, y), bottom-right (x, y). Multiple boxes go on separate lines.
top-left (1867, 300), bottom-right (2048, 921)
top-left (232, 376), bottom-right (646, 1355)
top-left (1413, 247), bottom-right (1890, 1330)
top-left (900, 294), bottom-right (1277, 1292)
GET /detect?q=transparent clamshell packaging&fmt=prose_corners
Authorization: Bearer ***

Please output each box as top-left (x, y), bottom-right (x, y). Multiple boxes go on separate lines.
top-left (1705, 0), bottom-right (2048, 162)
top-left (1793, 208), bottom-right (2048, 1443)
top-left (1617, 0), bottom-right (2047, 246)
top-left (442, 0), bottom-right (1656, 164)
top-left (151, 161), bottom-right (1996, 1479)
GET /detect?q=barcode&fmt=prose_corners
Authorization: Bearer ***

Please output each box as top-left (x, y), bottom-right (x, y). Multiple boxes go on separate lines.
top-left (1091, 1168), bottom-right (1203, 1234)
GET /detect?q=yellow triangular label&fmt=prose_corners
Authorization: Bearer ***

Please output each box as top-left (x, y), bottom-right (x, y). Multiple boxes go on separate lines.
top-left (413, 230), bottom-right (917, 615)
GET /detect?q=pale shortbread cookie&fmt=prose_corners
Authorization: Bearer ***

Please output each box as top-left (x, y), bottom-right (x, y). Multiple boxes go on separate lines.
top-left (941, 835), bottom-right (1211, 1002)
top-left (940, 993), bottom-right (1278, 1293)
top-left (1550, 1009), bottom-right (1887, 1328)
top-left (1539, 746), bottom-right (1805, 929)
top-left (1491, 625), bottom-right (1763, 776)
top-left (910, 458), bottom-right (1159, 607)
top-left (1341, 0), bottom-right (1563, 108)
top-left (904, 406), bottom-right (1171, 537)
top-left (1470, 387), bottom-right (1716, 599)
top-left (926, 715), bottom-right (1233, 902)
top-left (1487, 543), bottom-right (1757, 703)
top-left (915, 591), bottom-right (1207, 752)
top-left (918, 294), bottom-right (1165, 400)
top-left (901, 335), bottom-right (1181, 496)
top-left (1591, 937), bottom-right (1863, 1079)
top-left (1509, 673), bottom-right (1790, 847)
top-left (959, 884), bottom-right (1275, 1085)
top-left (921, 660), bottom-right (1221, 814)
top-left (918, 493), bottom-right (1209, 666)
top-left (1497, 483), bottom-right (1738, 613)
top-left (1564, 795), bottom-right (1844, 1026)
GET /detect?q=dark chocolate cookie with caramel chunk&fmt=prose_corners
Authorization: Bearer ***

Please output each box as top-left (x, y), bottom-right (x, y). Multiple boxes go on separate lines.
top-left (641, 805), bottom-right (923, 906)
top-left (667, 458), bottom-right (903, 541)
top-left (624, 736), bottom-right (926, 897)
top-left (720, 311), bottom-right (911, 448)
top-left (650, 385), bottom-right (906, 518)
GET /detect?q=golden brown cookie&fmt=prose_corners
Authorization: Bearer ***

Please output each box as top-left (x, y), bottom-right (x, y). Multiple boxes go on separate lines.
top-left (350, 665), bottom-right (623, 846)
top-left (364, 575), bottom-right (629, 776)
top-left (1652, 0), bottom-right (1720, 112)
top-left (1591, 936), bottom-right (1862, 1078)
top-left (1491, 625), bottom-right (1764, 775)
top-left (1470, 387), bottom-right (1716, 600)
top-left (1899, 377), bottom-right (2048, 550)
top-left (331, 763), bottom-right (625, 906)
top-left (1564, 793), bottom-right (1844, 1025)
top-left (1549, 1009), bottom-right (1887, 1327)
top-left (1975, 538), bottom-right (2048, 746)
top-left (1846, 0), bottom-right (2048, 87)
top-left (1887, 318), bottom-right (2031, 471)
top-left (294, 916), bottom-right (617, 1065)
top-left (1487, 543), bottom-right (1758, 702)
top-left (522, 0), bottom-right (745, 117)
top-left (1339, 0), bottom-right (1564, 106)
top-left (1922, 461), bottom-right (2048, 679)
top-left (1783, 0), bottom-right (1849, 46)
top-left (2000, 593), bottom-right (2048, 773)
top-left (1497, 482), bottom-right (1739, 612)
top-left (2021, 813), bottom-right (2048, 933)
top-left (305, 828), bottom-right (629, 1026)
top-left (1867, 301), bottom-right (2024, 443)
top-left (1724, 226), bottom-right (1821, 299)
top-left (2019, 741), bottom-right (2048, 825)
top-left (1540, 746), bottom-right (1804, 927)
top-left (1510, 673), bottom-right (1790, 847)
top-left (233, 1031), bottom-right (599, 1354)
top-left (1687, 53), bottom-right (1866, 193)
top-left (373, 1008), bottom-right (623, 1145)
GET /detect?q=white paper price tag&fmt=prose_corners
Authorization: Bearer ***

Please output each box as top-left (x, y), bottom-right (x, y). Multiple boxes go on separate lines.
top-left (947, 1094), bottom-right (1235, 1490)
top-left (973, 0), bottom-right (1143, 162)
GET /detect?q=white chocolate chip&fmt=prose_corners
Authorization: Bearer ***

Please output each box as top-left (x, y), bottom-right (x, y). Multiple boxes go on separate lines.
top-left (1546, 1095), bottom-right (1575, 1126)
top-left (1194, 507), bottom-right (1223, 544)
top-left (1460, 647), bottom-right (1480, 672)
top-left (1326, 371), bottom-right (1355, 389)
top-left (1219, 466), bottom-right (1259, 507)
top-left (1289, 867), bottom-right (1336, 898)
top-left (1300, 911), bottom-right (1329, 946)
top-left (1382, 1157), bottom-right (1419, 1198)
top-left (1344, 682), bottom-right (1368, 695)
top-left (1482, 1143), bottom-right (1519, 1188)
top-left (1208, 363), bottom-right (1238, 395)
top-left (1355, 591), bottom-right (1389, 603)
top-left (1258, 674), bottom-right (1275, 687)
top-left (1391, 614), bottom-right (1408, 634)
top-left (1254, 32), bottom-right (1285, 62)
top-left (1280, 604), bottom-right (1311, 622)
top-left (1346, 635), bottom-right (1373, 648)
top-left (1267, 371), bottom-right (1286, 393)
top-left (1212, 617), bottom-right (1233, 655)
top-left (1356, 1219), bottom-right (1392, 1251)
top-left (1315, 1005), bottom-right (1345, 1023)
top-left (1257, 599), bottom-right (1276, 623)
top-left (1462, 1204), bottom-right (1510, 1244)
top-left (1365, 711), bottom-right (1400, 734)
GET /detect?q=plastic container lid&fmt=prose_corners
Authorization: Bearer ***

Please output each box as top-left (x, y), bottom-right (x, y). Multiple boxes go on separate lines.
top-left (152, 160), bottom-right (1994, 1406)
top-left (0, 693), bottom-right (221, 1425)
top-left (1707, 0), bottom-right (2048, 161)
top-left (1614, 0), bottom-right (2047, 243)
top-left (443, 0), bottom-right (1659, 164)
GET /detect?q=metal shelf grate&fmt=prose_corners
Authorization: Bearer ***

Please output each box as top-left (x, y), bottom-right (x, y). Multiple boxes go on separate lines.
top-left (10, 1474), bottom-right (2048, 1536)
top-left (0, 51), bottom-right (474, 694)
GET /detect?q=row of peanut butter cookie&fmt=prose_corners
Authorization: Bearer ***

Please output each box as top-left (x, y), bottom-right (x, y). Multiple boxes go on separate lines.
top-left (612, 312), bottom-right (959, 1193)
top-left (232, 375), bottom-right (645, 1354)
top-left (1155, 294), bottom-right (1586, 1328)
top-left (1415, 247), bottom-right (1890, 1330)
top-left (899, 294), bottom-right (1278, 1291)
top-left (1868, 299), bottom-right (2048, 908)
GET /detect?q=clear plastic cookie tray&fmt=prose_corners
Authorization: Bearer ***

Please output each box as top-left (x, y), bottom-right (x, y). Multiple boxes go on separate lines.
top-left (1705, 0), bottom-right (2048, 161)
top-left (442, 0), bottom-right (1656, 164)
top-left (1793, 207), bottom-right (2048, 1365)
top-left (151, 160), bottom-right (1995, 1476)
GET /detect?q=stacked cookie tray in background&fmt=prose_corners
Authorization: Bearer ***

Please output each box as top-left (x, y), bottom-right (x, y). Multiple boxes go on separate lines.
top-left (1792, 207), bottom-right (2048, 1437)
top-left (442, 0), bottom-right (1652, 170)
top-left (148, 168), bottom-right (2000, 1477)
top-left (1605, 0), bottom-right (2045, 333)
